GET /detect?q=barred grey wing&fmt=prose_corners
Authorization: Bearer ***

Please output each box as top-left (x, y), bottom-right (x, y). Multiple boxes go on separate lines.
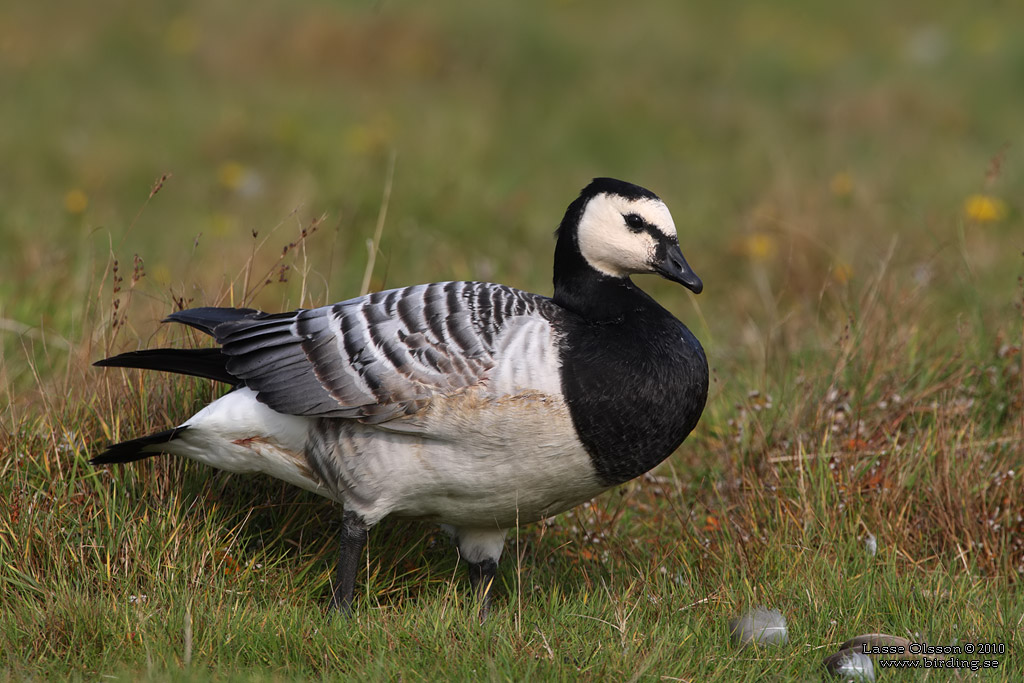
top-left (211, 282), bottom-right (546, 423)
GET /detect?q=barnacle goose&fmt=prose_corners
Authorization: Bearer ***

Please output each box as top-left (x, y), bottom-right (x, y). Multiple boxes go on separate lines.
top-left (92, 178), bottom-right (709, 615)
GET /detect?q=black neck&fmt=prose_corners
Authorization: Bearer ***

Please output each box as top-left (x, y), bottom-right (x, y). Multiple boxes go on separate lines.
top-left (551, 198), bottom-right (651, 320)
top-left (554, 285), bottom-right (709, 486)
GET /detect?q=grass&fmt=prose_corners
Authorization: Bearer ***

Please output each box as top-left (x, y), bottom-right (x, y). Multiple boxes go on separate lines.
top-left (2, 0), bottom-right (1024, 679)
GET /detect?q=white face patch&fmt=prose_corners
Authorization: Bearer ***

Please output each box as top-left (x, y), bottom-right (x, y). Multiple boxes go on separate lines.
top-left (575, 193), bottom-right (678, 278)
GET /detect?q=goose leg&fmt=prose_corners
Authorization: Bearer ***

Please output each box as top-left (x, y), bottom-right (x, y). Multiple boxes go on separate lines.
top-left (468, 558), bottom-right (498, 616)
top-left (331, 510), bottom-right (369, 615)
top-left (455, 527), bottom-right (508, 621)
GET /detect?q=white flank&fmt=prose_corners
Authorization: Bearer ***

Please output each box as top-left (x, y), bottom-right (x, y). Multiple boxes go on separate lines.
top-left (170, 388), bottom-right (323, 495)
top-left (487, 315), bottom-right (564, 395)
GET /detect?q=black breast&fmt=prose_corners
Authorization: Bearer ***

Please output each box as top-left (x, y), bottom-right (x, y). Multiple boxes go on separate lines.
top-left (556, 303), bottom-right (708, 486)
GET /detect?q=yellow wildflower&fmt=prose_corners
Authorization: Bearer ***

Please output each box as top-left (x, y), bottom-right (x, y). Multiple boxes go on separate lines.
top-left (165, 16), bottom-right (199, 55)
top-left (744, 233), bottom-right (778, 263)
top-left (963, 194), bottom-right (1007, 223)
top-left (829, 171), bottom-right (854, 199)
top-left (217, 161), bottom-right (246, 191)
top-left (832, 262), bottom-right (853, 285)
top-left (64, 188), bottom-right (88, 214)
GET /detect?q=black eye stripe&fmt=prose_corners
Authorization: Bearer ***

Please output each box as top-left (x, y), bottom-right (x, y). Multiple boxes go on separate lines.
top-left (621, 212), bottom-right (678, 254)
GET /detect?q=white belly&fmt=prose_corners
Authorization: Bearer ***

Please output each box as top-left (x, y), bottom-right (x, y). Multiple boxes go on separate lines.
top-left (306, 389), bottom-right (603, 527)
top-left (169, 387), bottom-right (603, 529)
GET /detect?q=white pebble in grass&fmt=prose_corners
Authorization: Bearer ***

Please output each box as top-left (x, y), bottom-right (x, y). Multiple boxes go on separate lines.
top-left (864, 533), bottom-right (877, 557)
top-left (728, 607), bottom-right (788, 648)
top-left (823, 649), bottom-right (875, 681)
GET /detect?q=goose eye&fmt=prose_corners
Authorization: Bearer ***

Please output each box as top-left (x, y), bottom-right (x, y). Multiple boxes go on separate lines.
top-left (623, 213), bottom-right (647, 233)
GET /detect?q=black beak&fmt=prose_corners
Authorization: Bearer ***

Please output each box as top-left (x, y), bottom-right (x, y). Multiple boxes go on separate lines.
top-left (654, 242), bottom-right (703, 294)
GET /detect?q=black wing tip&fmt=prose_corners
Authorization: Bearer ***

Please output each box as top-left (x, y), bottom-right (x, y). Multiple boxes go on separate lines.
top-left (162, 306), bottom-right (257, 322)
top-left (94, 352), bottom-right (146, 369)
top-left (163, 307), bottom-right (262, 334)
top-left (92, 348), bottom-right (235, 384)
top-left (90, 426), bottom-right (188, 465)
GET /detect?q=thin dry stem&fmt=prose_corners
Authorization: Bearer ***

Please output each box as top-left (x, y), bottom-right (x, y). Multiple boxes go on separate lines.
top-left (360, 152), bottom-right (397, 297)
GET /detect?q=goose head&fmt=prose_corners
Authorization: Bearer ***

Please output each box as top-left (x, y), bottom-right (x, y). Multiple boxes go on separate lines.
top-left (554, 178), bottom-right (703, 309)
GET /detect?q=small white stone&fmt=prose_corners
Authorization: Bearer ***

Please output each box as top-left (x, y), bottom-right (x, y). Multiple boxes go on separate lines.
top-left (728, 607), bottom-right (788, 647)
top-left (824, 650), bottom-right (875, 681)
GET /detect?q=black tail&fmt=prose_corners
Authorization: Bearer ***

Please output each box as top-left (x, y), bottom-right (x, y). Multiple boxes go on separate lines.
top-left (94, 348), bottom-right (236, 384)
top-left (94, 307), bottom-right (262, 383)
top-left (90, 426), bottom-right (189, 465)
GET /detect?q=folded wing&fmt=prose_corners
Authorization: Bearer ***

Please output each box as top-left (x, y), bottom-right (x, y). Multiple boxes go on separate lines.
top-left (169, 282), bottom-right (547, 424)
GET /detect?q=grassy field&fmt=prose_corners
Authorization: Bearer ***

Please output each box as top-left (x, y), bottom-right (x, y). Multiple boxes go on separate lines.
top-left (3, 0), bottom-right (1024, 679)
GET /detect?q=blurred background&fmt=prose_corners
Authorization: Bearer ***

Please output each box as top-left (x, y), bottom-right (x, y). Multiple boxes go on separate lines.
top-left (1, 0), bottom-right (1021, 389)
top-left (3, 5), bottom-right (1024, 675)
